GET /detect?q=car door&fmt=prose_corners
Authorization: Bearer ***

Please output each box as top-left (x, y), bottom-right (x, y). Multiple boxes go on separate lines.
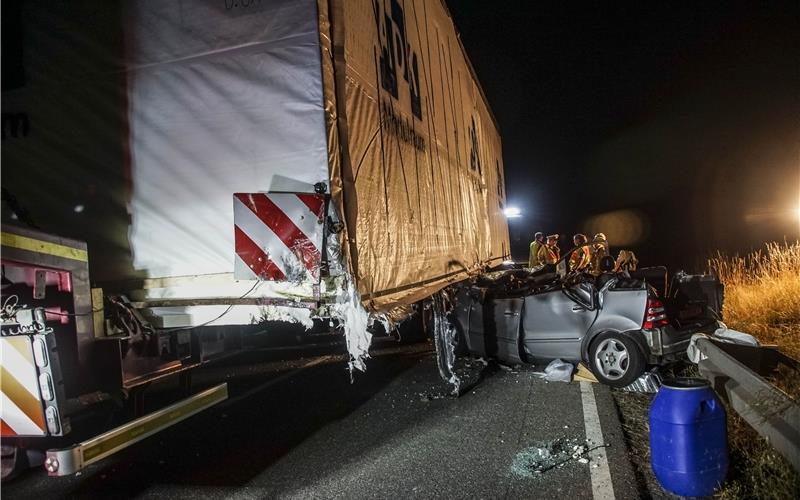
top-left (522, 282), bottom-right (599, 362)
top-left (465, 292), bottom-right (524, 364)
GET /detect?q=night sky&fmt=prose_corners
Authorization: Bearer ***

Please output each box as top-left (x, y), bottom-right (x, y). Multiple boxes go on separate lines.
top-left (447, 0), bottom-right (800, 272)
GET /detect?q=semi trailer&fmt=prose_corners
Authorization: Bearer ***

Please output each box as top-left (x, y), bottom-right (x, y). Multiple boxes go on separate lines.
top-left (1, 0), bottom-right (509, 477)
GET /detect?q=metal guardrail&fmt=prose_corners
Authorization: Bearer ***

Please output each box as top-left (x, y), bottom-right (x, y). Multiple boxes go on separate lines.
top-left (696, 338), bottom-right (800, 472)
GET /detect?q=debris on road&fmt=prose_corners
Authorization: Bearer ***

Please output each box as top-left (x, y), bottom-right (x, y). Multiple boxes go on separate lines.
top-left (510, 437), bottom-right (607, 478)
top-left (533, 359), bottom-right (574, 383)
top-left (463, 358), bottom-right (489, 370)
top-left (574, 363), bottom-right (598, 383)
top-left (621, 370), bottom-right (662, 393)
top-left (419, 392), bottom-right (448, 402)
top-left (420, 355), bottom-right (492, 400)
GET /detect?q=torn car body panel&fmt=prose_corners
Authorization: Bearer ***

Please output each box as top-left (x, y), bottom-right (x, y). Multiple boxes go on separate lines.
top-left (432, 292), bottom-right (461, 395)
top-left (464, 295), bottom-right (525, 365)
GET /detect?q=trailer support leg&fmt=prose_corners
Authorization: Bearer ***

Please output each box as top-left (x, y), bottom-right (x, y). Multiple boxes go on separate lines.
top-left (179, 371), bottom-right (193, 396)
top-left (132, 384), bottom-right (149, 418)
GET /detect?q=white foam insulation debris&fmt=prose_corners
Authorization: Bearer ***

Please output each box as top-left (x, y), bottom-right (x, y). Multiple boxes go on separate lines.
top-left (329, 277), bottom-right (373, 375)
top-left (255, 305), bottom-right (314, 330)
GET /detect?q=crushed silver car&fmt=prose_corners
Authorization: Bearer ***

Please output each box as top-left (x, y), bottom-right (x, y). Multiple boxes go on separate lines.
top-left (451, 249), bottom-right (723, 387)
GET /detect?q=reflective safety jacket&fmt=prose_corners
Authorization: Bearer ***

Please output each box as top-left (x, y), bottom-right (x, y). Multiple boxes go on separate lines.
top-left (590, 245), bottom-right (610, 275)
top-left (529, 240), bottom-right (543, 268)
top-left (538, 244), bottom-right (560, 265)
top-left (569, 246), bottom-right (591, 272)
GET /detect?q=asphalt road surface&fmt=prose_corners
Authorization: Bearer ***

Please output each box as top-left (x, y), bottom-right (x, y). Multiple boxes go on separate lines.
top-left (4, 338), bottom-right (640, 499)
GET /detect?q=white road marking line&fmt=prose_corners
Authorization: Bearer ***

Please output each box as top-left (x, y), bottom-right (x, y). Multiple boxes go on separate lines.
top-left (580, 381), bottom-right (616, 500)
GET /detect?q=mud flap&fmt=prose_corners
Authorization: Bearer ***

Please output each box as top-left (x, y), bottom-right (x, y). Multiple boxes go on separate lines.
top-left (432, 292), bottom-right (461, 396)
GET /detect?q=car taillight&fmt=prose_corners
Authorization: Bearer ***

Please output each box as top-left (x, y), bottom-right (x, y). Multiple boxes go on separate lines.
top-left (643, 297), bottom-right (669, 329)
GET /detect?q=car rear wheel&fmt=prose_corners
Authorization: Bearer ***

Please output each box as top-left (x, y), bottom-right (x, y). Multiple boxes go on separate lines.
top-left (589, 332), bottom-right (645, 387)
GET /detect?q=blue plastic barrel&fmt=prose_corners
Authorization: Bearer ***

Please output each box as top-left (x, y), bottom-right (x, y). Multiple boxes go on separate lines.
top-left (649, 377), bottom-right (728, 497)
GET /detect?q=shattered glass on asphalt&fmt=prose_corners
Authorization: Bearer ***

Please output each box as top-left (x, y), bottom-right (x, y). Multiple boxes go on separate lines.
top-left (511, 437), bottom-right (605, 478)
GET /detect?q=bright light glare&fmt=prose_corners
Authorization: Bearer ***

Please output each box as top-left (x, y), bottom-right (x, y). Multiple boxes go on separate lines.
top-left (503, 206), bottom-right (522, 218)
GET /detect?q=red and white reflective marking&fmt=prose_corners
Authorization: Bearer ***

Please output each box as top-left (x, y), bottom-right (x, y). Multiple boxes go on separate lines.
top-left (1, 336), bottom-right (47, 437)
top-left (233, 193), bottom-right (325, 281)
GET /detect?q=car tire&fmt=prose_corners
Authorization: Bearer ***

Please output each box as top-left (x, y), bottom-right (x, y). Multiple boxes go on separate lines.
top-left (421, 303), bottom-right (470, 355)
top-left (588, 331), bottom-right (646, 388)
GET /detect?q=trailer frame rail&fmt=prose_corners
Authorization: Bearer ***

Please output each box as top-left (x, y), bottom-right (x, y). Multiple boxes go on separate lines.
top-left (44, 383), bottom-right (228, 476)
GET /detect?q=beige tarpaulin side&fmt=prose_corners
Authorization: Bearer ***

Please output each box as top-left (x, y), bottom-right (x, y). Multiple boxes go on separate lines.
top-left (320, 0), bottom-right (510, 312)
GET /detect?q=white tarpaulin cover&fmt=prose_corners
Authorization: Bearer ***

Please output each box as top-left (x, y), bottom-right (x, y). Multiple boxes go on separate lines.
top-left (1, 0), bottom-right (329, 287)
top-left (126, 0), bottom-right (329, 278)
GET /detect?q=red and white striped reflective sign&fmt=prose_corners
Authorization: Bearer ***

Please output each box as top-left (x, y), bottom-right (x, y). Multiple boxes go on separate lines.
top-left (233, 192), bottom-right (326, 281)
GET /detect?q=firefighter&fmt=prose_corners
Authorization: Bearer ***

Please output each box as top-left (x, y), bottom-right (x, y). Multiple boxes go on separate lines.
top-left (615, 249), bottom-right (639, 273)
top-left (537, 234), bottom-right (560, 265)
top-left (569, 233), bottom-right (591, 272)
top-left (590, 232), bottom-right (610, 276)
top-left (528, 232), bottom-right (545, 268)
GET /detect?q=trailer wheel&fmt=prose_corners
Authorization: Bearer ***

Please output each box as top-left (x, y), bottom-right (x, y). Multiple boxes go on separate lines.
top-left (1, 445), bottom-right (29, 482)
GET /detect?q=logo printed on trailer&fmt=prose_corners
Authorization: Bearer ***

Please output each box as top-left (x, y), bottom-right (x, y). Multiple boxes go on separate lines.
top-left (374, 0), bottom-right (422, 120)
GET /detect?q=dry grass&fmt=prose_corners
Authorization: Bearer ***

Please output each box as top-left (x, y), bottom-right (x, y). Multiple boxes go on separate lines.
top-left (719, 413), bottom-right (800, 500)
top-left (708, 242), bottom-right (800, 359)
top-left (707, 242), bottom-right (800, 499)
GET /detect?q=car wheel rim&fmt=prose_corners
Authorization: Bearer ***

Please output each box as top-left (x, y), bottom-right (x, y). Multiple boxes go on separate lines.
top-left (594, 338), bottom-right (629, 381)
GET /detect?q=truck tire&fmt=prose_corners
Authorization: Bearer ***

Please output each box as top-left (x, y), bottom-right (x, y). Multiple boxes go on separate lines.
top-left (588, 331), bottom-right (646, 388)
top-left (1, 445), bottom-right (29, 482)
